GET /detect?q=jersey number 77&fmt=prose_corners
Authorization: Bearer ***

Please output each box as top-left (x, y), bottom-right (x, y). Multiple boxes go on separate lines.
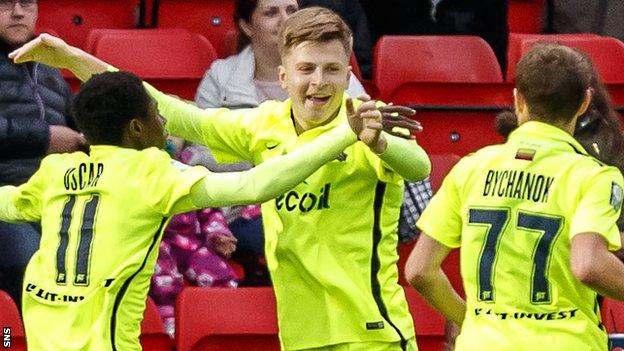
top-left (469, 208), bottom-right (563, 305)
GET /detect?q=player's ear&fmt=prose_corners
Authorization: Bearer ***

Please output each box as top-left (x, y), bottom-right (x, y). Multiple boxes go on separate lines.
top-left (127, 118), bottom-right (144, 137)
top-left (278, 65), bottom-right (287, 89)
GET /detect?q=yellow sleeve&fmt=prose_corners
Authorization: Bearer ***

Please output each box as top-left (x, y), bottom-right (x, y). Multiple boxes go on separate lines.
top-left (141, 150), bottom-right (210, 216)
top-left (11, 158), bottom-right (49, 221)
top-left (416, 159), bottom-right (464, 248)
top-left (570, 166), bottom-right (623, 251)
top-left (144, 83), bottom-right (256, 163)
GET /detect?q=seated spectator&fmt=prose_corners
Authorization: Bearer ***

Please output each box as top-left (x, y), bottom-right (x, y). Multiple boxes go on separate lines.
top-left (195, 0), bottom-right (366, 109)
top-left (150, 208), bottom-right (238, 336)
top-left (0, 0), bottom-right (86, 306)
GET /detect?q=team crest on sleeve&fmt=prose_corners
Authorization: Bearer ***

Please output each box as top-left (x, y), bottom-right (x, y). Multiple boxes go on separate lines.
top-left (170, 160), bottom-right (191, 172)
top-left (610, 182), bottom-right (623, 211)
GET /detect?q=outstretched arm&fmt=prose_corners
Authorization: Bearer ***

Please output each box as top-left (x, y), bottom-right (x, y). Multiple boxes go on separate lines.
top-left (9, 34), bottom-right (108, 81)
top-left (186, 98), bottom-right (385, 209)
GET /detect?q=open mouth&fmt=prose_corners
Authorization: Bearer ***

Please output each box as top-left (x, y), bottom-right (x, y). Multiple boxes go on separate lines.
top-left (306, 95), bottom-right (331, 105)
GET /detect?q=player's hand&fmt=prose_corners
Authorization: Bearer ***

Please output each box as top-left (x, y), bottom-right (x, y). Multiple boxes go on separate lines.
top-left (211, 234), bottom-right (237, 259)
top-left (379, 104), bottom-right (422, 139)
top-left (8, 33), bottom-right (73, 69)
top-left (48, 125), bottom-right (88, 154)
top-left (346, 95), bottom-right (385, 153)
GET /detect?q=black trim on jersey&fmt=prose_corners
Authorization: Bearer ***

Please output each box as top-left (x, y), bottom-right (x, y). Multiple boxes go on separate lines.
top-left (566, 142), bottom-right (607, 167)
top-left (109, 217), bottom-right (167, 351)
top-left (370, 182), bottom-right (408, 350)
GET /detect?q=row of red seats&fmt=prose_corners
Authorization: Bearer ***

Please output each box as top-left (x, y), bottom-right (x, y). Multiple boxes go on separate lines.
top-left (36, 0), bottom-right (544, 58)
top-left (0, 287), bottom-right (444, 351)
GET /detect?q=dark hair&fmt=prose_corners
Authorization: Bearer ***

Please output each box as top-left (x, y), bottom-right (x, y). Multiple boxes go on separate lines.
top-left (72, 71), bottom-right (150, 145)
top-left (234, 0), bottom-right (258, 52)
top-left (516, 42), bottom-right (592, 124)
top-left (278, 7), bottom-right (352, 58)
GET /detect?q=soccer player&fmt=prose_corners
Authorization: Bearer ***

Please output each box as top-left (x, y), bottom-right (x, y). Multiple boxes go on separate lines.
top-left (10, 7), bottom-right (431, 350)
top-left (405, 43), bottom-right (624, 350)
top-left (0, 70), bottom-right (390, 350)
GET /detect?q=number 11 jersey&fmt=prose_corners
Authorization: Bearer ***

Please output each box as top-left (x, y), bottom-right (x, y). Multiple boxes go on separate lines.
top-left (12, 145), bottom-right (208, 351)
top-left (418, 121), bottom-right (624, 351)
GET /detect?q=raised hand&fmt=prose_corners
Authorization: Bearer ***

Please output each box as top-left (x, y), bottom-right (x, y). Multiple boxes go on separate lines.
top-left (8, 34), bottom-right (73, 69)
top-left (346, 95), bottom-right (385, 153)
top-left (9, 33), bottom-right (108, 81)
top-left (379, 104), bottom-right (422, 139)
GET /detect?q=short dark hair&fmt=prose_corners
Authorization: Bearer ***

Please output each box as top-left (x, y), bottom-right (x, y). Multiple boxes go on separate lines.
top-left (515, 42), bottom-right (592, 124)
top-left (72, 71), bottom-right (150, 145)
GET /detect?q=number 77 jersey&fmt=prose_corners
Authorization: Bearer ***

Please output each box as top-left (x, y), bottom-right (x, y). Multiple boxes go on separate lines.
top-left (10, 145), bottom-right (208, 351)
top-left (417, 122), bottom-right (624, 351)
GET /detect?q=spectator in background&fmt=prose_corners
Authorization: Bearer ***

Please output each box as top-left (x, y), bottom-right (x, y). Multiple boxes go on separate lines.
top-left (0, 0), bottom-right (86, 306)
top-left (192, 0), bottom-right (367, 286)
top-left (545, 0), bottom-right (624, 41)
top-left (299, 0), bottom-right (373, 78)
top-left (433, 0), bottom-right (509, 73)
top-left (196, 0), bottom-right (366, 109)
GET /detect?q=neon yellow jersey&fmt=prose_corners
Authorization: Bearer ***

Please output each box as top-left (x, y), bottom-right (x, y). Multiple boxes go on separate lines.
top-left (160, 95), bottom-right (416, 350)
top-left (13, 146), bottom-right (208, 351)
top-left (418, 121), bottom-right (623, 351)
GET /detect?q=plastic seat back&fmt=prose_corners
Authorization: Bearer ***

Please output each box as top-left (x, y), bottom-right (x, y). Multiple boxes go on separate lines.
top-left (373, 35), bottom-right (503, 100)
top-left (0, 290), bottom-right (26, 351)
top-left (176, 287), bottom-right (279, 351)
top-left (157, 0), bottom-right (236, 58)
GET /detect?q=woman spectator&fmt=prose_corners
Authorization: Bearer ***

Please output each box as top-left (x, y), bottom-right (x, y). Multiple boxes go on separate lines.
top-left (195, 0), bottom-right (366, 109)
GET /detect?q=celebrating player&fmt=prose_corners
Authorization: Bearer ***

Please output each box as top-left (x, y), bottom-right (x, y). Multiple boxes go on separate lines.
top-left (406, 43), bottom-right (624, 350)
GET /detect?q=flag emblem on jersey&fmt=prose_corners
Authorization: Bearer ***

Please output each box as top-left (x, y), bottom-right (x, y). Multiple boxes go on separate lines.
top-left (611, 182), bottom-right (623, 211)
top-left (515, 148), bottom-right (536, 161)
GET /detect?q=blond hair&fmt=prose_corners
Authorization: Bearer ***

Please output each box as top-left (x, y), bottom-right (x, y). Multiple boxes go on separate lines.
top-left (278, 7), bottom-right (353, 58)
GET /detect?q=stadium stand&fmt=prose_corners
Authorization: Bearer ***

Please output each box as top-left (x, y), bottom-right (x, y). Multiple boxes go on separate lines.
top-left (36, 0), bottom-right (140, 50)
top-left (175, 287), bottom-right (280, 351)
top-left (0, 290), bottom-right (26, 351)
top-left (141, 297), bottom-right (174, 351)
top-left (155, 0), bottom-right (237, 59)
top-left (91, 28), bottom-right (218, 100)
top-left (507, 0), bottom-right (545, 34)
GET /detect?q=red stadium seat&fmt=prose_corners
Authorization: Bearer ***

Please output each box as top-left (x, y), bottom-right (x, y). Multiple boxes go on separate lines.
top-left (157, 0), bottom-right (236, 58)
top-left (507, 0), bottom-right (544, 34)
top-left (92, 29), bottom-right (218, 100)
top-left (85, 28), bottom-right (189, 54)
top-left (603, 298), bottom-right (624, 333)
top-left (403, 288), bottom-right (445, 351)
top-left (373, 36), bottom-right (503, 100)
top-left (429, 153), bottom-right (461, 192)
top-left (36, 0), bottom-right (139, 50)
top-left (175, 287), bottom-right (280, 351)
top-left (141, 297), bottom-right (174, 351)
top-left (506, 33), bottom-right (600, 81)
top-left (0, 290), bottom-right (26, 351)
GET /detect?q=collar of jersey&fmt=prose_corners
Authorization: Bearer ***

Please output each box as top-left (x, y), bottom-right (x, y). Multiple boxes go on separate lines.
top-left (508, 121), bottom-right (589, 155)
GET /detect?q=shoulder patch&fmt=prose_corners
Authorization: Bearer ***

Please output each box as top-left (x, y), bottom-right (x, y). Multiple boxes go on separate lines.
top-left (170, 160), bottom-right (191, 172)
top-left (611, 182), bottom-right (623, 212)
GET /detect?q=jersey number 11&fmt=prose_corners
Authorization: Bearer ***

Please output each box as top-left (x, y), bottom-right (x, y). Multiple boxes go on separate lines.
top-left (55, 194), bottom-right (100, 287)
